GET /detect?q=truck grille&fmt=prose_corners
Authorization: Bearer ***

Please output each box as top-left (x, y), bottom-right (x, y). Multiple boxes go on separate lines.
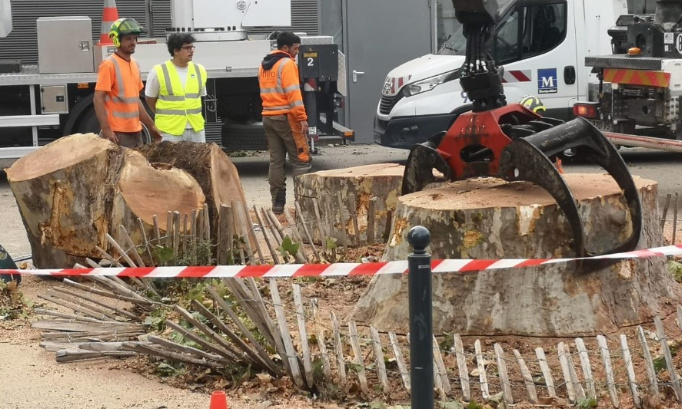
top-left (379, 94), bottom-right (404, 115)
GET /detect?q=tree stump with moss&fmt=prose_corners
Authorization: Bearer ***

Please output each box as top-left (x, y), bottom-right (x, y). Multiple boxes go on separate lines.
top-left (294, 163), bottom-right (404, 245)
top-left (352, 173), bottom-right (681, 336)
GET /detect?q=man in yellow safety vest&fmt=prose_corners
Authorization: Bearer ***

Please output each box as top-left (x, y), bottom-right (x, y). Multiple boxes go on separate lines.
top-left (145, 33), bottom-right (208, 142)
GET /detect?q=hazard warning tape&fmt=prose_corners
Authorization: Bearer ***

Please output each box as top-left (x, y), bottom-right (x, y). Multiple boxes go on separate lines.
top-left (2, 244), bottom-right (681, 279)
top-left (604, 68), bottom-right (671, 88)
top-left (501, 70), bottom-right (532, 83)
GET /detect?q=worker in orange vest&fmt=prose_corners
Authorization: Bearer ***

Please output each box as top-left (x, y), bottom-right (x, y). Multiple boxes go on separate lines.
top-left (94, 18), bottom-right (161, 147)
top-left (258, 31), bottom-right (311, 215)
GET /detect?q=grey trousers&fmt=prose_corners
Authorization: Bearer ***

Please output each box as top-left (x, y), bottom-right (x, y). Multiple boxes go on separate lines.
top-left (263, 114), bottom-right (311, 200)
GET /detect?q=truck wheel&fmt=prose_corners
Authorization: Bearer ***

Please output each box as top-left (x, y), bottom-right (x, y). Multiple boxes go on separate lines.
top-left (77, 106), bottom-right (153, 144)
top-left (221, 121), bottom-right (267, 151)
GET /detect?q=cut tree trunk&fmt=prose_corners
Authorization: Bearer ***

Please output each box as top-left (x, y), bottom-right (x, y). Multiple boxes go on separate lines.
top-left (352, 173), bottom-right (681, 336)
top-left (137, 141), bottom-right (249, 241)
top-left (7, 134), bottom-right (206, 268)
top-left (294, 163), bottom-right (404, 245)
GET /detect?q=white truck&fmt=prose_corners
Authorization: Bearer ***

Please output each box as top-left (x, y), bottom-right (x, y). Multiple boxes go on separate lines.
top-left (374, 0), bottom-right (629, 149)
top-left (0, 0), bottom-right (349, 167)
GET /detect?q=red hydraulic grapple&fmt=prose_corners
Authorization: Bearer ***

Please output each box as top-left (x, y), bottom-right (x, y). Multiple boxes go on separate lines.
top-left (402, 0), bottom-right (642, 258)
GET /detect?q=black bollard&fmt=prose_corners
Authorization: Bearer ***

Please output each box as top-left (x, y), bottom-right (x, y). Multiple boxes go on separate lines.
top-left (407, 225), bottom-right (433, 409)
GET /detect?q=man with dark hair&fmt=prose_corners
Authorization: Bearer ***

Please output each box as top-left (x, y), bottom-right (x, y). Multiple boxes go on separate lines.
top-left (95, 18), bottom-right (162, 147)
top-left (258, 31), bottom-right (311, 215)
top-left (146, 33), bottom-right (208, 142)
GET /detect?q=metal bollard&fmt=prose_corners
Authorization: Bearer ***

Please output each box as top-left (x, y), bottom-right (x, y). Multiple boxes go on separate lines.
top-left (407, 225), bottom-right (434, 409)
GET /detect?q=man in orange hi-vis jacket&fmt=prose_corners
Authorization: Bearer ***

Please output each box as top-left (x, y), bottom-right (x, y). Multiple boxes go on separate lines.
top-left (258, 31), bottom-right (311, 215)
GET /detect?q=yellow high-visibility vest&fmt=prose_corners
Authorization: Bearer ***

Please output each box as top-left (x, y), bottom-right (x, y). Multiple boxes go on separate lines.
top-left (154, 61), bottom-right (207, 135)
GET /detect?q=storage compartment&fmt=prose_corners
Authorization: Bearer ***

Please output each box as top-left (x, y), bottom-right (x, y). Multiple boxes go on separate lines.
top-left (37, 16), bottom-right (94, 74)
top-left (41, 85), bottom-right (68, 114)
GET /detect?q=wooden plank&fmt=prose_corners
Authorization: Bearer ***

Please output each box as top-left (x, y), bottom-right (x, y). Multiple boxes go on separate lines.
top-left (370, 327), bottom-right (390, 394)
top-left (348, 321), bottom-right (369, 394)
top-left (389, 331), bottom-right (410, 392)
top-left (147, 335), bottom-right (227, 364)
top-left (283, 206), bottom-right (310, 262)
top-left (255, 206), bottom-right (280, 264)
top-left (575, 338), bottom-right (596, 399)
top-left (311, 299), bottom-right (331, 379)
top-left (292, 284), bottom-right (314, 388)
top-left (39, 292), bottom-right (117, 322)
top-left (565, 342), bottom-right (586, 401)
top-left (367, 197), bottom-right (376, 243)
top-left (165, 320), bottom-right (237, 362)
top-left (34, 309), bottom-right (123, 324)
top-left (513, 349), bottom-right (538, 403)
top-left (190, 299), bottom-right (267, 369)
top-left (349, 193), bottom-right (361, 246)
top-left (474, 339), bottom-right (489, 400)
top-left (56, 349), bottom-right (136, 362)
top-left (453, 334), bottom-right (470, 401)
top-left (121, 342), bottom-right (223, 369)
top-left (432, 335), bottom-right (452, 394)
top-left (335, 193), bottom-right (349, 247)
top-left (62, 278), bottom-right (151, 306)
top-left (268, 279), bottom-right (304, 388)
top-left (51, 287), bottom-right (139, 321)
top-left (205, 284), bottom-right (282, 376)
top-left (331, 311), bottom-right (347, 385)
top-left (31, 320), bottom-right (145, 333)
top-left (636, 326), bottom-right (658, 398)
top-left (295, 201), bottom-right (321, 262)
top-left (312, 197), bottom-right (328, 243)
top-left (172, 306), bottom-right (242, 360)
top-left (655, 316), bottom-right (682, 401)
top-left (596, 335), bottom-right (620, 408)
top-left (494, 343), bottom-right (513, 404)
top-left (620, 334), bottom-right (642, 408)
top-left (557, 342), bottom-right (576, 403)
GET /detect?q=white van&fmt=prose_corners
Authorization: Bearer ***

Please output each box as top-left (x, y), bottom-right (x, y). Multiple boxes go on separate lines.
top-left (374, 0), bottom-right (628, 149)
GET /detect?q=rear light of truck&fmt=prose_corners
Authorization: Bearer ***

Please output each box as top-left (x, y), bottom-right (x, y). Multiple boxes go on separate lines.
top-left (573, 102), bottom-right (599, 119)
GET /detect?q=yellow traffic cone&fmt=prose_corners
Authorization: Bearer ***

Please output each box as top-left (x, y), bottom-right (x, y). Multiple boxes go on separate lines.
top-left (99, 0), bottom-right (119, 45)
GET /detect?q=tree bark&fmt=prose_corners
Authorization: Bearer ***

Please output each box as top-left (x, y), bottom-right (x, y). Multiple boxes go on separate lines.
top-left (294, 163), bottom-right (404, 244)
top-left (352, 174), bottom-right (681, 336)
top-left (7, 134), bottom-right (206, 268)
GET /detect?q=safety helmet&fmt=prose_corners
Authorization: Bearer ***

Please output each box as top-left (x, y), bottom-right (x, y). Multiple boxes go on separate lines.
top-left (109, 18), bottom-right (147, 47)
top-left (519, 95), bottom-right (546, 114)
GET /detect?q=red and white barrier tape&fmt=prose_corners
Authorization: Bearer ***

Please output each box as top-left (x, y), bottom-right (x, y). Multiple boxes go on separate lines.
top-left (2, 244), bottom-right (681, 279)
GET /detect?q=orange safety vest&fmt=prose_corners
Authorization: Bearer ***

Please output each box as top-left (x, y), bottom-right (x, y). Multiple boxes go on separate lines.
top-left (258, 51), bottom-right (307, 122)
top-left (95, 53), bottom-right (143, 133)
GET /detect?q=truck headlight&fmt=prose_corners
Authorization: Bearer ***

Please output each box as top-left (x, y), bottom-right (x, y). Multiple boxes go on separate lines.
top-left (403, 70), bottom-right (459, 97)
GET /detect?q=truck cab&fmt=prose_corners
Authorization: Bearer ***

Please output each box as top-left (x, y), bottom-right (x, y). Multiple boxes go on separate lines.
top-left (374, 0), bottom-right (628, 149)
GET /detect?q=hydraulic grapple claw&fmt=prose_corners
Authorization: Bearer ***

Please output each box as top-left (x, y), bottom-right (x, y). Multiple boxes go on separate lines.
top-left (401, 131), bottom-right (452, 195)
top-left (500, 117), bottom-right (642, 257)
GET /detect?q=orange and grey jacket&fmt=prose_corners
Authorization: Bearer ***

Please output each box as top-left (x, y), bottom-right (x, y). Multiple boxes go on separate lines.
top-left (258, 50), bottom-right (307, 122)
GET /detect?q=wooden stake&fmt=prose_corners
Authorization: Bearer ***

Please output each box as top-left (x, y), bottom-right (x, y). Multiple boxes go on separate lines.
top-left (166, 211), bottom-right (173, 249)
top-left (348, 321), bottom-right (369, 394)
top-left (269, 280), bottom-right (304, 388)
top-left (152, 214), bottom-right (161, 244)
top-left (389, 331), bottom-right (410, 392)
top-left (294, 201), bottom-right (321, 262)
top-left (241, 201), bottom-right (263, 264)
top-left (269, 209), bottom-right (305, 263)
top-left (292, 284), bottom-right (314, 387)
top-left (367, 197), bottom-right (376, 244)
top-left (370, 327), bottom-right (390, 394)
top-left (218, 204), bottom-right (230, 265)
top-left (312, 197), bottom-right (327, 242)
top-left (661, 193), bottom-right (672, 230)
top-left (232, 201), bottom-right (256, 264)
top-left (335, 192), bottom-right (349, 247)
top-left (655, 316), bottom-right (681, 400)
top-left (331, 311), bottom-right (347, 385)
top-left (190, 209), bottom-right (198, 265)
top-left (495, 343), bottom-right (513, 404)
top-left (474, 339), bottom-right (489, 400)
top-left (106, 234), bottom-right (137, 267)
top-left (432, 336), bottom-right (451, 394)
top-left (453, 334), bottom-right (470, 401)
top-left (514, 349), bottom-right (538, 403)
top-left (636, 326), bottom-right (658, 398)
top-left (349, 193), bottom-right (361, 246)
top-left (575, 338), bottom-right (596, 399)
top-left (311, 299), bottom-right (331, 380)
top-left (535, 347), bottom-right (557, 398)
top-left (255, 206), bottom-right (279, 264)
top-left (137, 217), bottom-right (155, 267)
top-left (596, 335), bottom-right (620, 407)
top-left (620, 334), bottom-right (642, 408)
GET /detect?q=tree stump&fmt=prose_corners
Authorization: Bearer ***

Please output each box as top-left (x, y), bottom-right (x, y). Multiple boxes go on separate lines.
top-left (294, 163), bottom-right (404, 245)
top-left (352, 173), bottom-right (681, 336)
top-left (6, 134), bottom-right (216, 268)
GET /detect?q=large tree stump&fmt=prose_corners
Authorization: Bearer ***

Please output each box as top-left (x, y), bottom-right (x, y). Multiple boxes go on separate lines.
top-left (352, 173), bottom-right (681, 336)
top-left (137, 141), bottom-right (248, 239)
top-left (6, 134), bottom-right (211, 268)
top-left (294, 164), bottom-right (404, 245)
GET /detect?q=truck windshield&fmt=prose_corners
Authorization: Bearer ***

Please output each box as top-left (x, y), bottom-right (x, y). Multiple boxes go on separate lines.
top-left (436, 0), bottom-right (513, 56)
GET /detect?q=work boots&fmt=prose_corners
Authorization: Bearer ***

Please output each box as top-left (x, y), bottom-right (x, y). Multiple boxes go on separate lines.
top-left (272, 189), bottom-right (286, 215)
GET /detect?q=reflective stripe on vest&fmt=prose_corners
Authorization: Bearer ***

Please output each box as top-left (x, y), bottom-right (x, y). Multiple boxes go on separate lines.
top-left (154, 61), bottom-right (206, 135)
top-left (259, 56), bottom-right (306, 118)
top-left (105, 56), bottom-right (140, 121)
